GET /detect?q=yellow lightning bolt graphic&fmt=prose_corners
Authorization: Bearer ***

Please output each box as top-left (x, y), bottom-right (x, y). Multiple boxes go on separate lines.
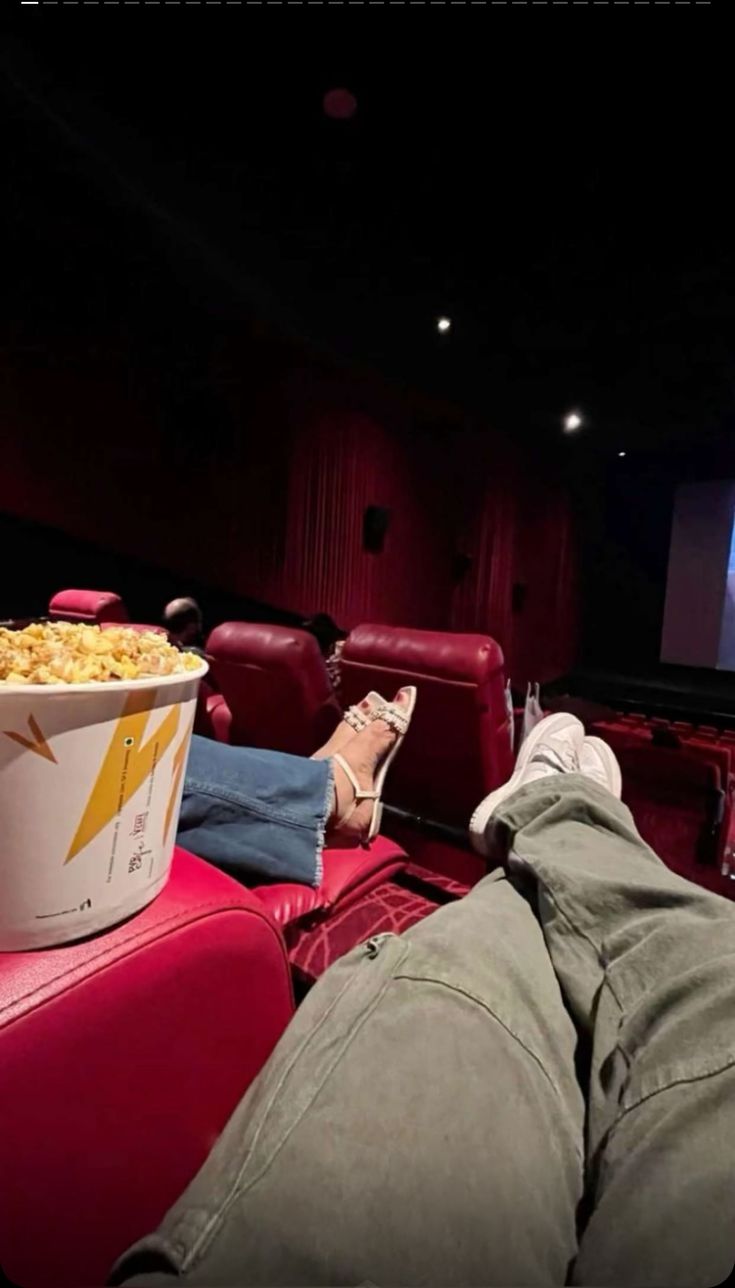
top-left (163, 720), bottom-right (193, 846)
top-left (65, 690), bottom-right (180, 864)
top-left (3, 714), bottom-right (58, 764)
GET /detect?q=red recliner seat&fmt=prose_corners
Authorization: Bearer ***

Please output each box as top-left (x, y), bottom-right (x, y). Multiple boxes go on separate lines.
top-left (254, 837), bottom-right (407, 934)
top-left (591, 721), bottom-right (732, 888)
top-left (619, 744), bottom-right (726, 875)
top-left (340, 624), bottom-right (514, 886)
top-left (205, 622), bottom-right (342, 755)
top-left (188, 622), bottom-right (408, 969)
top-left (0, 848), bottom-right (294, 1288)
top-left (48, 588), bottom-right (130, 625)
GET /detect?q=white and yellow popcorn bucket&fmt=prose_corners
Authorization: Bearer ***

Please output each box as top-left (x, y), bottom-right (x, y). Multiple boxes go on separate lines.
top-left (0, 664), bottom-right (206, 950)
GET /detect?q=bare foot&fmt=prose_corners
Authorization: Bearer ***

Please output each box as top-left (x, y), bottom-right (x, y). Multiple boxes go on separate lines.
top-left (327, 719), bottom-right (397, 847)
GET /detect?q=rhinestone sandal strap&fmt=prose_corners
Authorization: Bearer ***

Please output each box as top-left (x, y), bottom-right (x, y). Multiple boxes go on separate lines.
top-left (375, 704), bottom-right (409, 735)
top-left (344, 705), bottom-right (370, 732)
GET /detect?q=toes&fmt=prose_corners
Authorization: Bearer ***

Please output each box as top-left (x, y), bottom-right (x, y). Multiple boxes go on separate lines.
top-left (363, 720), bottom-right (394, 755)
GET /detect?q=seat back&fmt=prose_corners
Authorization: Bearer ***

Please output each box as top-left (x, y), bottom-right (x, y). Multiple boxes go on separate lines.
top-left (48, 589), bottom-right (129, 625)
top-left (592, 721), bottom-right (727, 871)
top-left (620, 744), bottom-right (723, 869)
top-left (340, 624), bottom-right (513, 828)
top-left (0, 849), bottom-right (294, 1288)
top-left (206, 622), bottom-right (342, 755)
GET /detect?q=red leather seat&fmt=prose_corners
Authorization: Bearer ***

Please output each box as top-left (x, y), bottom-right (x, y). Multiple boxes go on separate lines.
top-left (341, 625), bottom-right (513, 826)
top-left (665, 737), bottom-right (732, 875)
top-left (193, 684), bottom-right (226, 737)
top-left (592, 720), bottom-right (731, 879)
top-left (620, 744), bottom-right (724, 869)
top-left (200, 688), bottom-right (233, 741)
top-left (0, 848), bottom-right (294, 1288)
top-left (255, 835), bottom-right (407, 933)
top-left (340, 625), bottom-right (514, 884)
top-left (206, 621), bottom-right (342, 755)
top-left (48, 588), bottom-right (130, 625)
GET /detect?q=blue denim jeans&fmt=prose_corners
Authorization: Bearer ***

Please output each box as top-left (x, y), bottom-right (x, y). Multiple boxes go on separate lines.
top-left (177, 736), bottom-right (333, 887)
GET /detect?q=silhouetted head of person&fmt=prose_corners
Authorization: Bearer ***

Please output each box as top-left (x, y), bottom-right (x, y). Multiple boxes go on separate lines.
top-left (162, 597), bottom-right (203, 648)
top-left (303, 612), bottom-right (344, 657)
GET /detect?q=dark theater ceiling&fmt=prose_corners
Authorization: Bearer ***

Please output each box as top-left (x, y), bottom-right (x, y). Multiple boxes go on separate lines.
top-left (2, 19), bottom-right (733, 458)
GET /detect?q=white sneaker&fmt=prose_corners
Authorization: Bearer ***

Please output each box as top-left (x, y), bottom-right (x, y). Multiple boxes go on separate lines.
top-left (579, 736), bottom-right (622, 799)
top-left (469, 712), bottom-right (585, 857)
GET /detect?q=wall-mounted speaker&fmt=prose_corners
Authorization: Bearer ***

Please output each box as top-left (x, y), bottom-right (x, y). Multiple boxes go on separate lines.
top-left (363, 505), bottom-right (391, 553)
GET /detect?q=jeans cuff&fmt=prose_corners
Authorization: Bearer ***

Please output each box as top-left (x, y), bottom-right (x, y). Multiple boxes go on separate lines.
top-left (315, 760), bottom-right (335, 887)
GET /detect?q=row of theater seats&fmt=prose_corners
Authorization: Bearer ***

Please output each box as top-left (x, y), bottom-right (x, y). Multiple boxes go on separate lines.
top-left (24, 589), bottom-right (517, 966)
top-left (614, 711), bottom-right (735, 749)
top-left (195, 619), bottom-right (515, 976)
top-left (41, 590), bottom-right (516, 961)
top-left (28, 589), bottom-right (735, 901)
top-left (37, 588), bottom-right (735, 903)
top-left (590, 713), bottom-right (735, 889)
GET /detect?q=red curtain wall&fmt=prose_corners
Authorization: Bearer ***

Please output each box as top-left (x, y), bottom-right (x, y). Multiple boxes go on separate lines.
top-left (257, 405), bottom-right (579, 684)
top-left (450, 447), bottom-right (520, 659)
top-left (273, 411), bottom-right (453, 629)
top-left (1, 343), bottom-right (579, 683)
top-left (448, 438), bottom-right (579, 685)
top-left (511, 477), bottom-right (580, 685)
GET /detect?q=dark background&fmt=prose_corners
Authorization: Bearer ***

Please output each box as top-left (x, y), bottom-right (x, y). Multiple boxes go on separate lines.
top-left (2, 20), bottom-right (734, 681)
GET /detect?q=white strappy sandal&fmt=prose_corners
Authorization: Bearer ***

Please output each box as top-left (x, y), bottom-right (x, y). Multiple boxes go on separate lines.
top-left (333, 686), bottom-right (417, 843)
top-left (343, 691), bottom-right (388, 734)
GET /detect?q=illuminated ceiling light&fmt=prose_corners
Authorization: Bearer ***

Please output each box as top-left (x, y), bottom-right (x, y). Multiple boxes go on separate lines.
top-left (563, 411), bottom-right (583, 433)
top-left (618, 451), bottom-right (626, 458)
top-left (436, 316), bottom-right (452, 334)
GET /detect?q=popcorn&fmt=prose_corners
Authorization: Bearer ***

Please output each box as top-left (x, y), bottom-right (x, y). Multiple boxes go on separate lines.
top-left (0, 622), bottom-right (202, 686)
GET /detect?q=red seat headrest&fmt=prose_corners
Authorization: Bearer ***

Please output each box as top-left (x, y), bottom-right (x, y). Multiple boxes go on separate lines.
top-left (340, 624), bottom-right (513, 827)
top-left (48, 589), bottom-right (130, 625)
top-left (206, 622), bottom-right (341, 756)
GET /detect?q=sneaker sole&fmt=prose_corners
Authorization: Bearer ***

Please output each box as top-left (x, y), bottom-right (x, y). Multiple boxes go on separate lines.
top-left (469, 712), bottom-right (584, 856)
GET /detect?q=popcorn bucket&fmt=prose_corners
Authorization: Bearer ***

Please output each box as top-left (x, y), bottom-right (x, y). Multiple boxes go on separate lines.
top-left (0, 663), bottom-right (206, 950)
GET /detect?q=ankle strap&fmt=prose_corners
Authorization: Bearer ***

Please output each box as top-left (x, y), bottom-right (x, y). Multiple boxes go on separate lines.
top-left (332, 753), bottom-right (379, 803)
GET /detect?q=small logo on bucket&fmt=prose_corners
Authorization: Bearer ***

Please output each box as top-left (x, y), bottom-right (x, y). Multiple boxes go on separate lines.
top-left (131, 812), bottom-right (148, 837)
top-left (3, 714), bottom-right (58, 764)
